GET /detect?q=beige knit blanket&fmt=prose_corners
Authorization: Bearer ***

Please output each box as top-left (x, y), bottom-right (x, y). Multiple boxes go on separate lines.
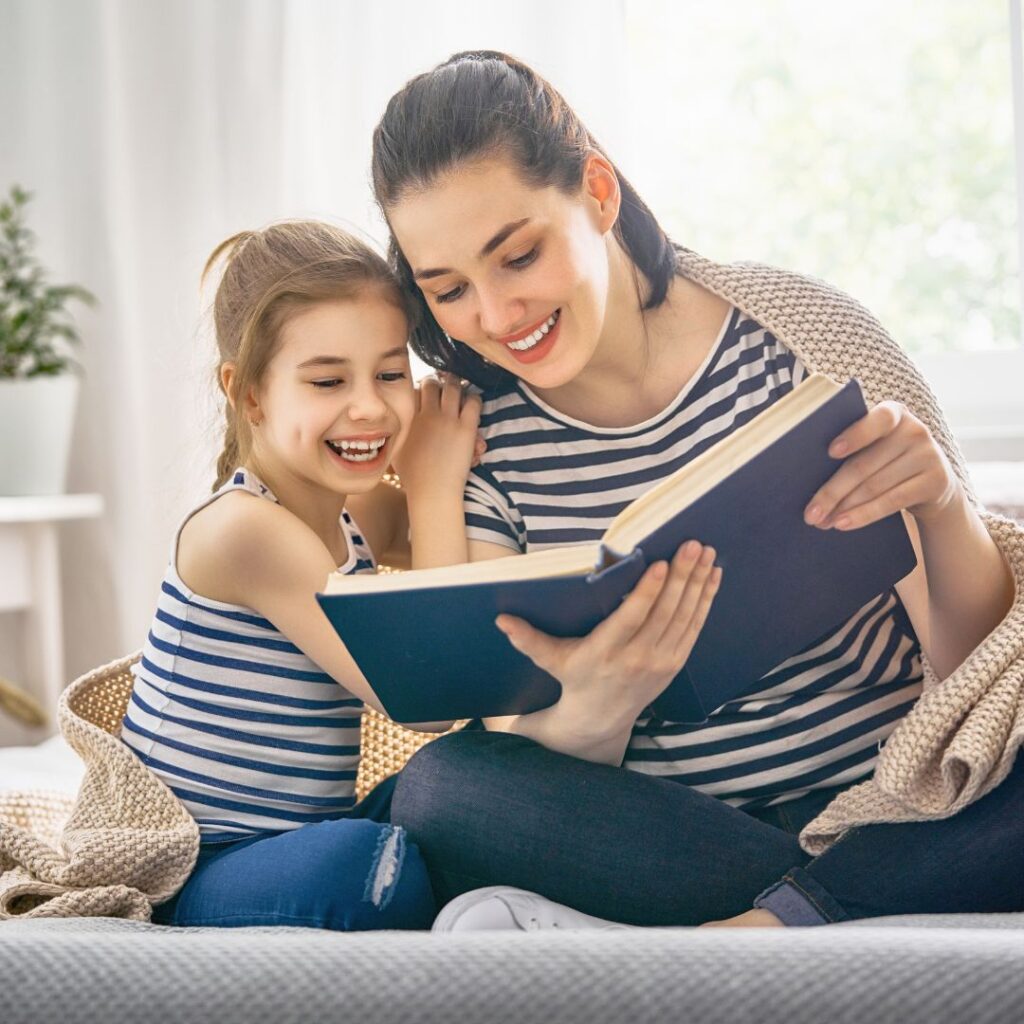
top-left (0, 659), bottom-right (198, 921)
top-left (1, 251), bottom-right (1020, 918)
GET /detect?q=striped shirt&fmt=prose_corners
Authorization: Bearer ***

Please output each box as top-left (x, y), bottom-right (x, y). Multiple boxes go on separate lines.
top-left (121, 468), bottom-right (376, 842)
top-left (466, 307), bottom-right (924, 809)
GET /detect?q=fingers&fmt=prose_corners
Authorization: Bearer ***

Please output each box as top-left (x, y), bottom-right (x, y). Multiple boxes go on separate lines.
top-left (495, 614), bottom-right (565, 675)
top-left (630, 540), bottom-right (705, 647)
top-left (587, 560), bottom-right (670, 653)
top-left (670, 564), bottom-right (722, 662)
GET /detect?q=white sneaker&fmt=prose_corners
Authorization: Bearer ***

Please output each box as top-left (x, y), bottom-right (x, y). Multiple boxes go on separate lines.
top-left (431, 886), bottom-right (633, 933)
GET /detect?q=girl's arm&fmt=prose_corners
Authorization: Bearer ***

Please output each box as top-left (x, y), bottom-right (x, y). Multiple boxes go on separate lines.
top-left (178, 491), bottom-right (455, 732)
top-left (392, 374), bottom-right (482, 570)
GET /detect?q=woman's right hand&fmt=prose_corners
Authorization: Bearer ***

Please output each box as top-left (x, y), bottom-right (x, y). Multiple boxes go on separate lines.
top-left (495, 540), bottom-right (722, 737)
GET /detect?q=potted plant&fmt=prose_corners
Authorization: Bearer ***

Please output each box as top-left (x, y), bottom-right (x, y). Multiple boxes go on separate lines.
top-left (0, 185), bottom-right (94, 495)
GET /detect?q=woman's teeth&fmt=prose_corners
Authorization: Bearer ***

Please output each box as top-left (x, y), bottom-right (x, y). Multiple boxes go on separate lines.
top-left (326, 437), bottom-right (386, 462)
top-left (507, 310), bottom-right (559, 351)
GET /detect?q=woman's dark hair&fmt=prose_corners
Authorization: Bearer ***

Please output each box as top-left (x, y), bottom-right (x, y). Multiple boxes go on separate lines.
top-left (371, 50), bottom-right (678, 389)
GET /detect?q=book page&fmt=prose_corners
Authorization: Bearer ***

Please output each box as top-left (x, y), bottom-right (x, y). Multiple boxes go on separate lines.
top-left (601, 373), bottom-right (844, 556)
top-left (322, 542), bottom-right (600, 594)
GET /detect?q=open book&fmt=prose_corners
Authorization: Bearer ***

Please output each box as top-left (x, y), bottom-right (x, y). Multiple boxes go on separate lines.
top-left (317, 375), bottom-right (917, 724)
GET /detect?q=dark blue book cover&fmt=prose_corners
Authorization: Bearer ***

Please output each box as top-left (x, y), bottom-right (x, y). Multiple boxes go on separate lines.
top-left (317, 379), bottom-right (917, 725)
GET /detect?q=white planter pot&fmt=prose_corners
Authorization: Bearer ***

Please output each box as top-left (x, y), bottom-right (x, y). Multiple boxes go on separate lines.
top-left (0, 375), bottom-right (80, 496)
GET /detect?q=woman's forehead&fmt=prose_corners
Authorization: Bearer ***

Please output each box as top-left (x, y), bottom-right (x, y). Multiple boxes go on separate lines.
top-left (389, 159), bottom-right (562, 270)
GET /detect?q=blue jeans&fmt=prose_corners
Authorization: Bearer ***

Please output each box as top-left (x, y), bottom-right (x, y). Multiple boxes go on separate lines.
top-left (153, 776), bottom-right (436, 930)
top-left (390, 728), bottom-right (1024, 926)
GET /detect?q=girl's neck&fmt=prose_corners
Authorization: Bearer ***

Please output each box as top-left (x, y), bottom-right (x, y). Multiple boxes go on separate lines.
top-left (244, 456), bottom-right (350, 564)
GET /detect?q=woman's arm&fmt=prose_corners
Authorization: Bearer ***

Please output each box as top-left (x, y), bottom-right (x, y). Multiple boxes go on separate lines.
top-left (484, 542), bottom-right (723, 765)
top-left (804, 400), bottom-right (1014, 681)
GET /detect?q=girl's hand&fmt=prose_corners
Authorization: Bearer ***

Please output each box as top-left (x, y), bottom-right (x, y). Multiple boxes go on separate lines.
top-left (803, 401), bottom-right (961, 531)
top-left (392, 373), bottom-right (484, 502)
top-left (496, 541), bottom-right (722, 720)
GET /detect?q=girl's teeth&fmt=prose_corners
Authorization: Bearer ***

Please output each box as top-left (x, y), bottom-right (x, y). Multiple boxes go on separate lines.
top-left (327, 438), bottom-right (386, 462)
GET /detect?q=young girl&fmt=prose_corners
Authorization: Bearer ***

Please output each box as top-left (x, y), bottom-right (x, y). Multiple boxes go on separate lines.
top-left (120, 220), bottom-right (480, 930)
top-left (369, 51), bottom-right (1024, 930)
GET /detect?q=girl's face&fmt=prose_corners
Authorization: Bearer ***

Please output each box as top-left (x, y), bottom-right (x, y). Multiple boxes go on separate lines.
top-left (247, 292), bottom-right (415, 497)
top-left (387, 156), bottom-right (619, 391)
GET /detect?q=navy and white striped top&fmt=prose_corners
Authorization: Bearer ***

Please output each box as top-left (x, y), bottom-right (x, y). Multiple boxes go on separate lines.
top-left (121, 468), bottom-right (376, 842)
top-left (466, 308), bottom-right (924, 809)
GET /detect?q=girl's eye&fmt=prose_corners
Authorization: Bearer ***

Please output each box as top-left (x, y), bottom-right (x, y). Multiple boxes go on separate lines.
top-left (435, 285), bottom-right (464, 305)
top-left (379, 371), bottom-right (408, 382)
top-left (507, 247), bottom-right (539, 270)
top-left (311, 379), bottom-right (342, 389)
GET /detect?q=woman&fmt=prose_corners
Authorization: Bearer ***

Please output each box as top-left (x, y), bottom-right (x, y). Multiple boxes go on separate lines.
top-left (369, 51), bottom-right (1023, 929)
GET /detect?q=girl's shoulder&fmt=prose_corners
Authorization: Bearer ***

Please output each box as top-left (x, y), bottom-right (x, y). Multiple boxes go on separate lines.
top-left (177, 488), bottom-right (316, 607)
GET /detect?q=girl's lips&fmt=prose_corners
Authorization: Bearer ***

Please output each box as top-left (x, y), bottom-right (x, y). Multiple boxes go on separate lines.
top-left (324, 438), bottom-right (389, 474)
top-left (503, 312), bottom-right (561, 366)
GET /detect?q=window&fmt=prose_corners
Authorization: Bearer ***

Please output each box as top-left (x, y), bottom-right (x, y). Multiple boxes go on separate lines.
top-left (623, 0), bottom-right (1024, 457)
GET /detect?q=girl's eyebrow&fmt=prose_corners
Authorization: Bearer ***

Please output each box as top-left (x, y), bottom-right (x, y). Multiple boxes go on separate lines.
top-left (296, 348), bottom-right (408, 369)
top-left (413, 218), bottom-right (531, 280)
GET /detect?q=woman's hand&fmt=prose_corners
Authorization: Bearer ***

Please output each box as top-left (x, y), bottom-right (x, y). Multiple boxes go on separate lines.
top-left (803, 401), bottom-right (961, 531)
top-left (496, 541), bottom-right (722, 729)
top-left (392, 373), bottom-right (484, 503)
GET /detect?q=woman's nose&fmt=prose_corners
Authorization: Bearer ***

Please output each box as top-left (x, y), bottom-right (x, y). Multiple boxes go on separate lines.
top-left (476, 287), bottom-right (525, 339)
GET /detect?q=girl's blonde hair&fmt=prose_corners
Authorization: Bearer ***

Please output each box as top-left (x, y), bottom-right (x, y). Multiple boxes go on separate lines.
top-left (203, 221), bottom-right (410, 491)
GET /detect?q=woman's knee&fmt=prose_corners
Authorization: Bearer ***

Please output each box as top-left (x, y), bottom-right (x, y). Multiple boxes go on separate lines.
top-left (391, 727), bottom-right (533, 839)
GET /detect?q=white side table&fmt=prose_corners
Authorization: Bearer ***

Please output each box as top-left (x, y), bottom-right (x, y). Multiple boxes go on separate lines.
top-left (0, 494), bottom-right (104, 731)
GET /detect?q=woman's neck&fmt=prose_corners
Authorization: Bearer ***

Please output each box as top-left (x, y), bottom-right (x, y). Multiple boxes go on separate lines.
top-left (530, 247), bottom-right (729, 428)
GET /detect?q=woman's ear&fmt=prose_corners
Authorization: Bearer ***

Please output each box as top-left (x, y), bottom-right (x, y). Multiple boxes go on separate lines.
top-left (583, 154), bottom-right (621, 234)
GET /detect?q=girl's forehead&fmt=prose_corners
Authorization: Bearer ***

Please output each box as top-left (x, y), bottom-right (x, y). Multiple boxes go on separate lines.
top-left (276, 297), bottom-right (408, 363)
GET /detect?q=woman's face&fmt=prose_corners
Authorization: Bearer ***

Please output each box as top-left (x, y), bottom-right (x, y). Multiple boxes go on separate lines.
top-left (387, 156), bottom-right (619, 391)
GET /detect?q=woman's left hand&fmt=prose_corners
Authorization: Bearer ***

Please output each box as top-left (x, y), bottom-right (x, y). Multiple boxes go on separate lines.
top-left (804, 401), bottom-right (961, 531)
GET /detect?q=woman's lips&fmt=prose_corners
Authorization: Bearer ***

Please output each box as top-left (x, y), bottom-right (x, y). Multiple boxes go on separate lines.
top-left (501, 311), bottom-right (561, 365)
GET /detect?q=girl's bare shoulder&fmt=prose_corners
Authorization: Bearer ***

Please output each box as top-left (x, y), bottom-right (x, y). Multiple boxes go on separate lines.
top-left (177, 491), bottom-right (319, 605)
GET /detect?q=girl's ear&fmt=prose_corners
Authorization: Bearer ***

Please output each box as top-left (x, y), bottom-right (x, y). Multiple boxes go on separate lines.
top-left (583, 154), bottom-right (621, 235)
top-left (221, 363), bottom-right (263, 426)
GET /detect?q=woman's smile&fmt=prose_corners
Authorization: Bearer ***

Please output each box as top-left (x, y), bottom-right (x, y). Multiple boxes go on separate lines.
top-left (496, 309), bottom-right (562, 364)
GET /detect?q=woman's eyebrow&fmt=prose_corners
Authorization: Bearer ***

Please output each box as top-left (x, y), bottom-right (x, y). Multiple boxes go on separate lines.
top-left (412, 218), bottom-right (531, 280)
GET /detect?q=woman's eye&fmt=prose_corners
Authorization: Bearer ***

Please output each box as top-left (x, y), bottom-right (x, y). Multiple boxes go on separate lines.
top-left (311, 379), bottom-right (342, 389)
top-left (435, 285), bottom-right (464, 304)
top-left (507, 247), bottom-right (539, 270)
top-left (379, 371), bottom-right (408, 382)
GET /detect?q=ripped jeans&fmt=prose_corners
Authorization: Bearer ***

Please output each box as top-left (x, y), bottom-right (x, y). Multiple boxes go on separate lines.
top-left (152, 775), bottom-right (435, 930)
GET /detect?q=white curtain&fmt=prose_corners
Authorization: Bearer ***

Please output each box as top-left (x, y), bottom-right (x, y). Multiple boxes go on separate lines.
top-left (0, 0), bottom-right (628, 706)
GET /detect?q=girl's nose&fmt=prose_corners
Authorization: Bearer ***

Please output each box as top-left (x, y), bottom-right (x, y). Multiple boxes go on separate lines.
top-left (346, 383), bottom-right (389, 422)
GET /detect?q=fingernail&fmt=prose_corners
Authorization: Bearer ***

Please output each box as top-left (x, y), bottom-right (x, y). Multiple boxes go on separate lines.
top-left (805, 505), bottom-right (822, 525)
top-left (684, 540), bottom-right (700, 558)
top-left (834, 515), bottom-right (852, 530)
top-left (830, 439), bottom-right (848, 457)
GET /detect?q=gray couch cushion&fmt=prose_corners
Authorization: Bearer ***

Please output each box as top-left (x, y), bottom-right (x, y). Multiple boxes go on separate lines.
top-left (3, 916), bottom-right (1024, 1024)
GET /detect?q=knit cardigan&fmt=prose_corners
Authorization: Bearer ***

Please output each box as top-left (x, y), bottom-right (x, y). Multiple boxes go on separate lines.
top-left (1, 251), bottom-right (1021, 919)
